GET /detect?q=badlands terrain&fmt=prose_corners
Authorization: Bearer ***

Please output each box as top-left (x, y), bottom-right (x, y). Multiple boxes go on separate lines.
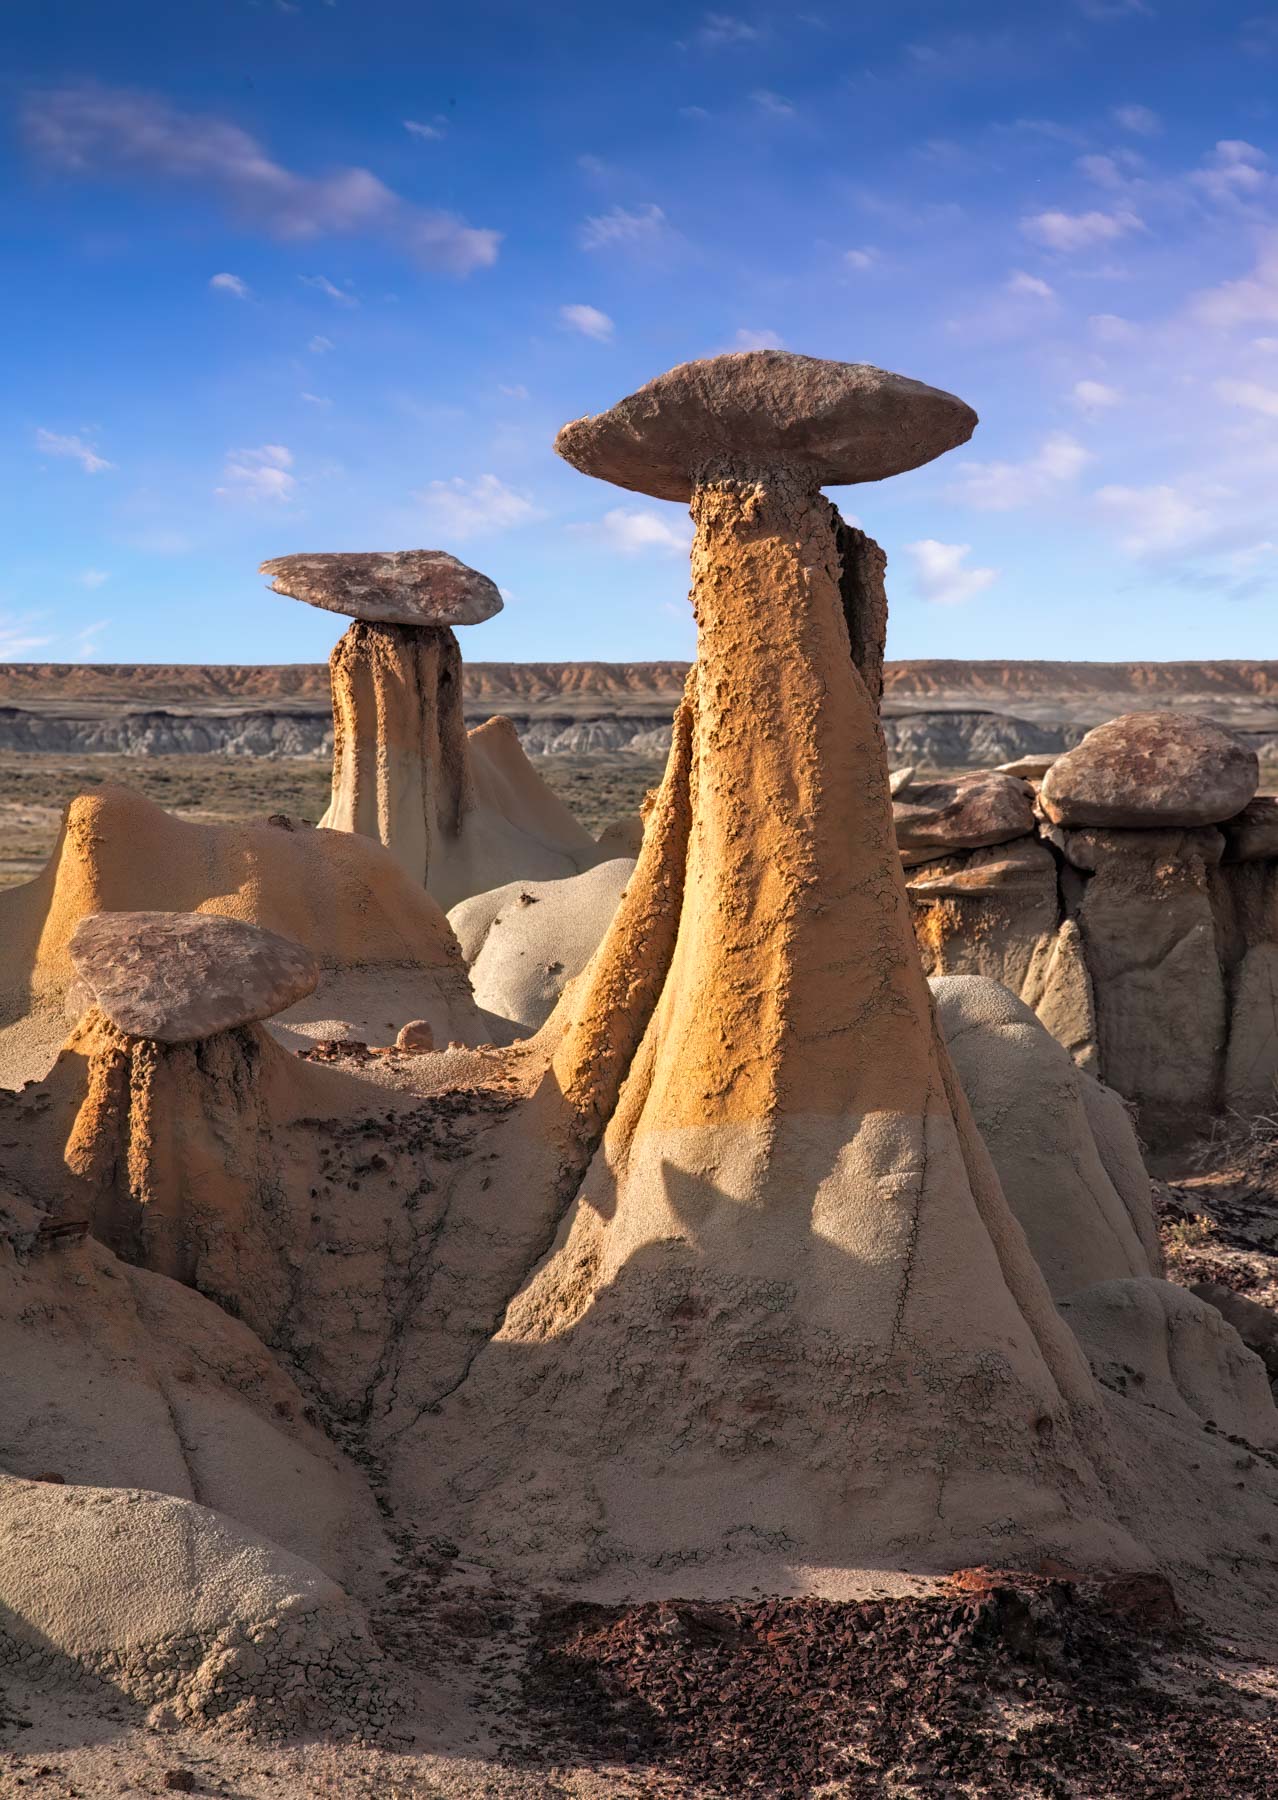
top-left (3, 351), bottom-right (1278, 1799)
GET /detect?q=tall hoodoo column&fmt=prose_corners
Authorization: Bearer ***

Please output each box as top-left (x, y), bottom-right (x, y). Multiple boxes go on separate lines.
top-left (261, 549), bottom-right (501, 892)
top-left (401, 353), bottom-right (1147, 1589)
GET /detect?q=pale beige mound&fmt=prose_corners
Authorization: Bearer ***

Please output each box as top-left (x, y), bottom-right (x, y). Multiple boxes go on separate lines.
top-left (930, 975), bottom-right (1160, 1298)
top-left (1061, 1279), bottom-right (1278, 1449)
top-left (0, 1476), bottom-right (391, 1735)
top-left (0, 783), bottom-right (484, 1084)
top-left (448, 858), bottom-right (636, 1039)
top-left (387, 430), bottom-right (1150, 1592)
top-left (322, 619), bottom-right (604, 910)
top-left (0, 1185), bottom-right (387, 1589)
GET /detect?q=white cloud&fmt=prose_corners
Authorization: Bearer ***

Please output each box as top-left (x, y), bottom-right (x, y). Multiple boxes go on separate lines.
top-left (1089, 311), bottom-right (1138, 342)
top-left (308, 334), bottom-right (335, 353)
top-left (22, 82), bottom-right (500, 276)
top-left (1076, 153), bottom-right (1125, 188)
top-left (1191, 237), bottom-right (1278, 328)
top-left (1215, 377), bottom-right (1278, 418)
top-left (499, 383), bottom-right (530, 399)
top-left (579, 508), bottom-right (693, 556)
top-left (904, 540), bottom-right (998, 606)
top-left (216, 444), bottom-right (296, 504)
top-left (1094, 483), bottom-right (1212, 555)
top-left (300, 391), bottom-right (331, 406)
top-left (1006, 269), bottom-right (1054, 298)
top-left (1112, 103), bottom-right (1160, 135)
top-left (844, 247), bottom-right (878, 271)
top-left (209, 271), bottom-right (250, 298)
top-left (1021, 207), bottom-right (1142, 251)
top-left (949, 433), bottom-right (1091, 510)
top-left (70, 619), bottom-right (110, 660)
top-left (35, 428), bottom-right (114, 474)
top-left (1073, 379), bottom-right (1122, 412)
top-left (580, 202), bottom-right (669, 251)
top-left (417, 473), bottom-right (545, 538)
top-left (733, 328), bottom-right (783, 349)
top-left (0, 613), bottom-right (53, 656)
top-left (559, 302), bottom-right (614, 342)
top-left (752, 90), bottom-right (794, 117)
top-left (1192, 140), bottom-right (1269, 205)
top-left (697, 12), bottom-right (760, 46)
top-left (77, 569), bottom-right (110, 588)
top-left (403, 117), bottom-right (445, 141)
top-left (300, 273), bottom-right (357, 306)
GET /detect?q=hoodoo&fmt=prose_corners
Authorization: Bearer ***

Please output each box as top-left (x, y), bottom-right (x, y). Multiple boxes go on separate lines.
top-left (395, 352), bottom-right (1149, 1587)
top-left (263, 549), bottom-right (602, 908)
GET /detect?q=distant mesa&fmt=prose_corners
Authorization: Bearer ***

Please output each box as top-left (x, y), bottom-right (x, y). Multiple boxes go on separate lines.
top-left (261, 549), bottom-right (504, 628)
top-left (555, 349), bottom-right (977, 501)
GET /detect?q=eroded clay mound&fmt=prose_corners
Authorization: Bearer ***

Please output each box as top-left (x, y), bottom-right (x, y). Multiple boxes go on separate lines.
top-left (0, 782), bottom-right (484, 1084)
top-left (0, 1477), bottom-right (392, 1736)
top-left (930, 975), bottom-right (1161, 1298)
top-left (449, 857), bottom-right (636, 1039)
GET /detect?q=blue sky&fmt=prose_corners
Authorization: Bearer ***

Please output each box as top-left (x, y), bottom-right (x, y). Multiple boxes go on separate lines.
top-left (3, 0), bottom-right (1277, 667)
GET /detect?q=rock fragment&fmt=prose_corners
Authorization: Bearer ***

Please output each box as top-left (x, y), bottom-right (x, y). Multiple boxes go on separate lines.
top-left (893, 770), bottom-right (1036, 850)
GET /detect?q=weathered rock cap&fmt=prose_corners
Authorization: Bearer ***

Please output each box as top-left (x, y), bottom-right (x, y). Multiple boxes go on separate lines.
top-left (1040, 712), bottom-right (1259, 830)
top-left (261, 550), bottom-right (503, 627)
top-left (893, 770), bottom-right (1036, 852)
top-left (69, 911), bottom-right (320, 1044)
top-left (554, 350), bottom-right (977, 502)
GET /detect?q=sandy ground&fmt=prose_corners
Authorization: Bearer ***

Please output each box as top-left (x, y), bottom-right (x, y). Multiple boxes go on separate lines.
top-left (0, 754), bottom-right (666, 889)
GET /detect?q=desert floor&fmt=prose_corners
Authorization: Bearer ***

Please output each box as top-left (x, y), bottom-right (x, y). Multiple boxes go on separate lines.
top-left (0, 752), bottom-right (669, 888)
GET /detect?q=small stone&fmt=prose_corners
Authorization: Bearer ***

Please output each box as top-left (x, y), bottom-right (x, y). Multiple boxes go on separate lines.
top-left (395, 1019), bottom-right (436, 1054)
top-left (69, 911), bottom-right (319, 1044)
top-left (894, 771), bottom-right (1035, 851)
top-left (162, 1774), bottom-right (196, 1794)
top-left (996, 753), bottom-right (1059, 780)
top-left (261, 550), bottom-right (503, 628)
top-left (888, 766), bottom-right (916, 797)
top-left (1039, 711), bottom-right (1258, 829)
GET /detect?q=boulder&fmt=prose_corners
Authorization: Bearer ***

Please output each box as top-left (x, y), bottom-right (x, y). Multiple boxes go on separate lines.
top-left (1039, 712), bottom-right (1259, 830)
top-left (893, 771), bottom-right (1035, 851)
top-left (261, 548), bottom-right (502, 628)
top-left (69, 912), bottom-right (319, 1044)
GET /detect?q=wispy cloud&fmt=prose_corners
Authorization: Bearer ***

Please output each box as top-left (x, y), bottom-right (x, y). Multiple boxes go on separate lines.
top-left (697, 12), bottom-right (761, 46)
top-left (580, 202), bottom-right (670, 252)
top-left (308, 334), bottom-right (335, 353)
top-left (1112, 103), bottom-right (1160, 135)
top-left (22, 82), bottom-right (500, 276)
top-left (1006, 269), bottom-right (1055, 298)
top-left (216, 444), bottom-right (297, 503)
top-left (1191, 140), bottom-right (1270, 207)
top-left (733, 328), bottom-right (783, 349)
top-left (560, 302), bottom-right (615, 341)
top-left (1094, 483), bottom-right (1212, 556)
top-left (751, 90), bottom-right (794, 118)
top-left (574, 507), bottom-right (693, 555)
top-left (77, 569), bottom-right (110, 588)
top-left (403, 117), bottom-right (446, 141)
top-left (905, 540), bottom-right (998, 606)
top-left (300, 273), bottom-right (357, 306)
top-left (300, 391), bottom-right (331, 406)
top-left (70, 618), bottom-right (110, 660)
top-left (417, 473), bottom-right (545, 538)
top-left (1021, 207), bottom-right (1143, 251)
top-left (949, 433), bottom-right (1091, 510)
top-left (1073, 379), bottom-right (1122, 413)
top-left (0, 613), bottom-right (53, 657)
top-left (1191, 236), bottom-right (1278, 327)
top-left (209, 271), bottom-right (250, 299)
top-left (1215, 377), bottom-right (1278, 418)
top-left (35, 428), bottom-right (115, 474)
top-left (844, 247), bottom-right (878, 271)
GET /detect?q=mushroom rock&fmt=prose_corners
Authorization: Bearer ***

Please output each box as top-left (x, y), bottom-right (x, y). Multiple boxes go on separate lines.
top-left (448, 857), bottom-right (637, 1041)
top-left (1040, 711), bottom-right (1259, 830)
top-left (389, 352), bottom-right (1153, 1589)
top-left (263, 550), bottom-right (603, 910)
top-left (69, 911), bottom-right (319, 1044)
top-left (0, 783), bottom-right (484, 1086)
top-left (930, 976), bottom-right (1160, 1299)
top-left (893, 771), bottom-right (1037, 852)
